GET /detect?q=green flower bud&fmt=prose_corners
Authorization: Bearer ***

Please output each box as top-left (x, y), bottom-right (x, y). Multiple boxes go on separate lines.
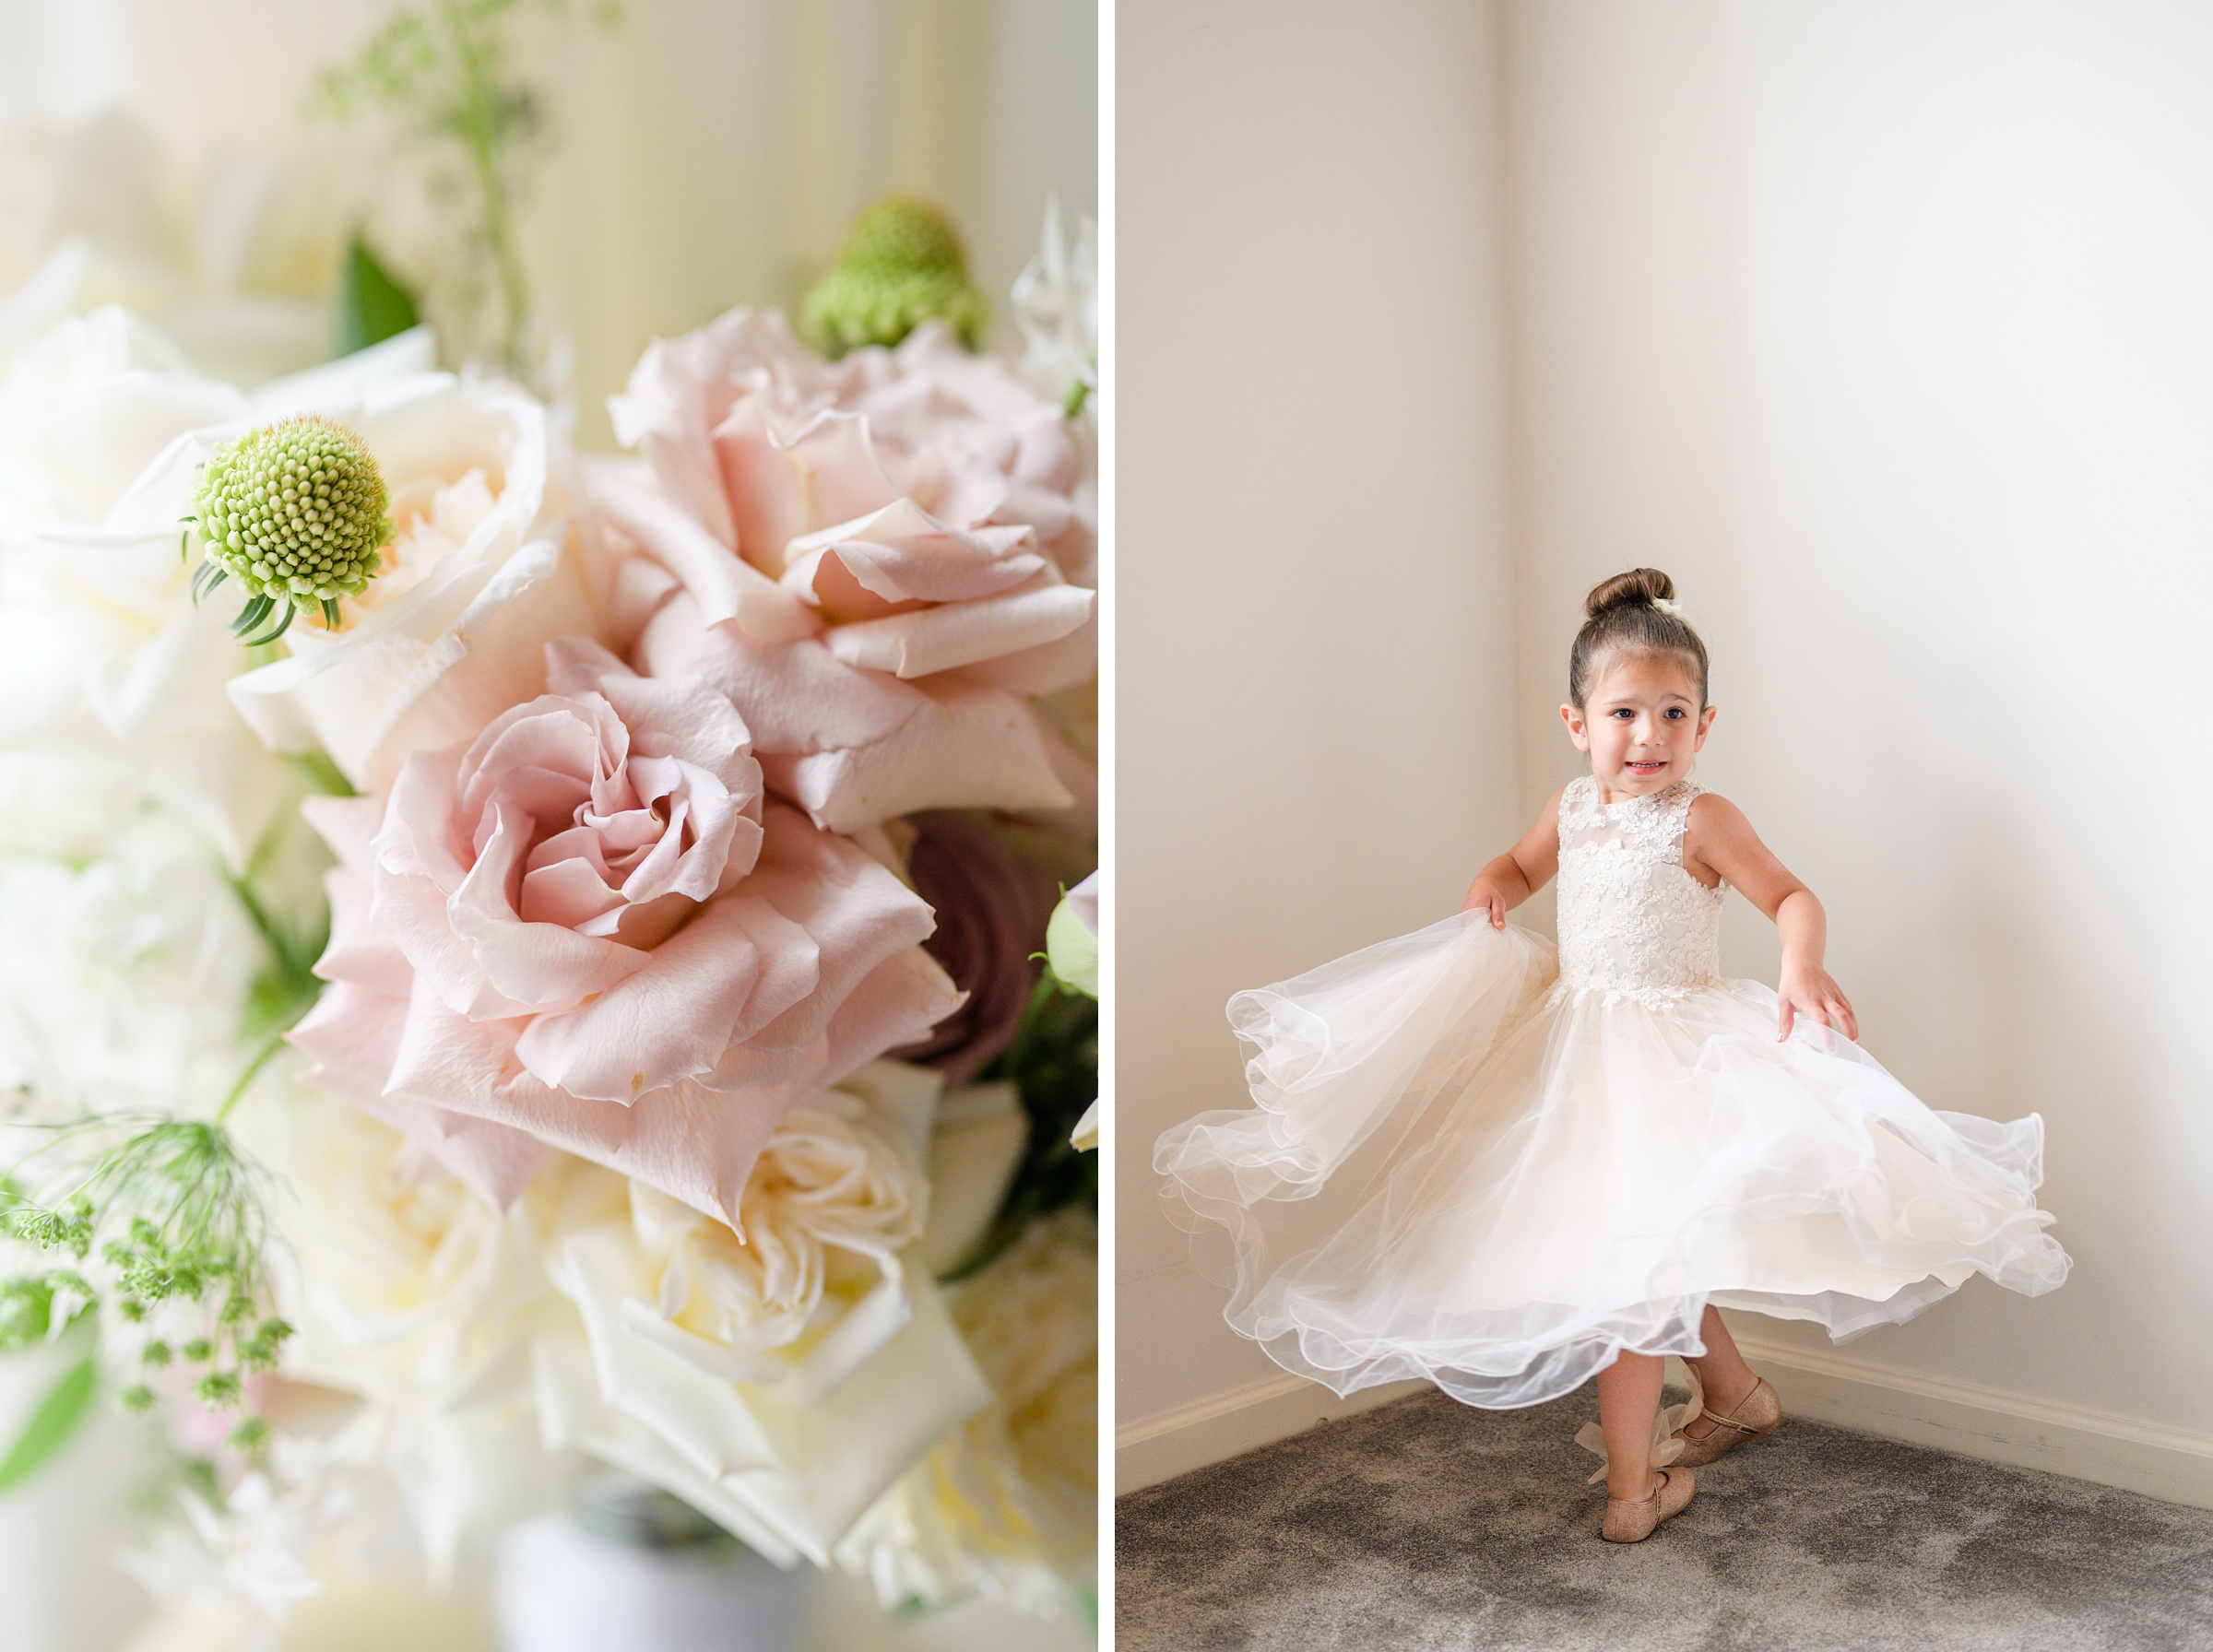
top-left (803, 198), bottom-right (988, 358)
top-left (116, 1385), bottom-right (157, 1415)
top-left (192, 416), bottom-right (396, 643)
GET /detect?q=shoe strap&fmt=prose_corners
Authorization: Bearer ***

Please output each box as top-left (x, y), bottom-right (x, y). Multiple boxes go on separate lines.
top-left (1699, 1382), bottom-right (1771, 1437)
top-left (1609, 1469), bottom-right (1672, 1509)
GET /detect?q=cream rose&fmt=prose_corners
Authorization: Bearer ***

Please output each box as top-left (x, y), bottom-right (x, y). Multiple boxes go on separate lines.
top-left (836, 1207), bottom-right (1097, 1616)
top-left (535, 1060), bottom-right (994, 1567)
top-left (0, 305), bottom-right (598, 860)
top-left (290, 637), bottom-right (961, 1218)
top-left (237, 1085), bottom-right (620, 1581)
top-left (597, 308), bottom-right (1095, 835)
top-left (224, 359), bottom-right (606, 793)
top-left (0, 307), bottom-right (346, 862)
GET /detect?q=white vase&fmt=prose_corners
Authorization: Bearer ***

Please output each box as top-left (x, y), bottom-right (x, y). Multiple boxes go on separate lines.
top-left (494, 1480), bottom-right (801, 1652)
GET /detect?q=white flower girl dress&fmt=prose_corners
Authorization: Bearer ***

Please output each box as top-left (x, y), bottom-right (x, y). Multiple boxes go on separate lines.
top-left (1155, 778), bottom-right (2068, 1409)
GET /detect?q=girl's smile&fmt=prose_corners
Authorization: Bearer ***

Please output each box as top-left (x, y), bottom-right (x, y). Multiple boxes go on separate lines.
top-left (1559, 651), bottom-right (1717, 803)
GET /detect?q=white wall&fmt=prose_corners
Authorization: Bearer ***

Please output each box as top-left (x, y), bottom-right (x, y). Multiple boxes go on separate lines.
top-left (1504, 0), bottom-right (2213, 1438)
top-left (1116, 0), bottom-right (1518, 1434)
top-left (1122, 0), bottom-right (2213, 1483)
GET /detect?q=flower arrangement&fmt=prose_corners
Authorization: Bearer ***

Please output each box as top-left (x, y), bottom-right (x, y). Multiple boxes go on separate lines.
top-left (0, 189), bottom-right (1098, 1637)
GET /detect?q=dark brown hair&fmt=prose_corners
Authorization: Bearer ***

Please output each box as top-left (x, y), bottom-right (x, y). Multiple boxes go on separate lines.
top-left (1568, 568), bottom-right (1710, 708)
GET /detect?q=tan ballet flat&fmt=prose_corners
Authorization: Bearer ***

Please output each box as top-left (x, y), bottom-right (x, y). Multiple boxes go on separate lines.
top-left (1670, 1375), bottom-right (1781, 1469)
top-left (1601, 1466), bottom-right (1695, 1543)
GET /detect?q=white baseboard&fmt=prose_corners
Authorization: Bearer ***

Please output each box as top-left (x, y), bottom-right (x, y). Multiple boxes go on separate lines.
top-left (1115, 1373), bottom-right (1428, 1494)
top-left (1731, 1335), bottom-right (2213, 1510)
top-left (1117, 1341), bottom-right (2213, 1509)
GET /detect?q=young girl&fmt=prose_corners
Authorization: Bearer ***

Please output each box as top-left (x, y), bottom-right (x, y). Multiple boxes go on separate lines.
top-left (1154, 569), bottom-right (2068, 1543)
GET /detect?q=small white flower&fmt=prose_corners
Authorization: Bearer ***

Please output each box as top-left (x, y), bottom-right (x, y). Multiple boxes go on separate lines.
top-left (1012, 196), bottom-right (1097, 419)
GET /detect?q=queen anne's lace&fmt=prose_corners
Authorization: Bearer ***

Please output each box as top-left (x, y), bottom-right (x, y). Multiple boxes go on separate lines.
top-left (1552, 777), bottom-right (1724, 1008)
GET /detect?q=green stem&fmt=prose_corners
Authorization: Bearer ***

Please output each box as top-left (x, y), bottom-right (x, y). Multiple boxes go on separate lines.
top-left (214, 1035), bottom-right (286, 1127)
top-left (437, 0), bottom-right (532, 378)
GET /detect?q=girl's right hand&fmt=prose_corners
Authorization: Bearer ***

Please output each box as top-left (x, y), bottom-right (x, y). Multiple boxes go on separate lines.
top-left (1461, 880), bottom-right (1508, 929)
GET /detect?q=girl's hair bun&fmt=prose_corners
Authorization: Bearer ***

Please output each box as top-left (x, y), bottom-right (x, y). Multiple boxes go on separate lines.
top-left (1584, 567), bottom-right (1675, 620)
top-left (1568, 567), bottom-right (1710, 708)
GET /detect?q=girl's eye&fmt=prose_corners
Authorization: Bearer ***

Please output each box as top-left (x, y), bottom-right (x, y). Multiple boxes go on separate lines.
top-left (1665, 708), bottom-right (1685, 720)
top-left (1611, 708), bottom-right (1633, 719)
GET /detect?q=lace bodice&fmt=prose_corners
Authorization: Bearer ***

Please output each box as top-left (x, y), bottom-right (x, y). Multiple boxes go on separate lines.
top-left (1554, 776), bottom-right (1724, 1005)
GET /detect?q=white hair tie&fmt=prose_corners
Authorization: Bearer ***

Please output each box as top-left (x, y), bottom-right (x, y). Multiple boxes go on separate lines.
top-left (1651, 596), bottom-right (1685, 618)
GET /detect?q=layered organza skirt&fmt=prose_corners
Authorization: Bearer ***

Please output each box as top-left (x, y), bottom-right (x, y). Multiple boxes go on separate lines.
top-left (1154, 915), bottom-right (2069, 1409)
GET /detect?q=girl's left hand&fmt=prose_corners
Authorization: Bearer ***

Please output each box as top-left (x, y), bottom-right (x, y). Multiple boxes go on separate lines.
top-left (1777, 966), bottom-right (1857, 1044)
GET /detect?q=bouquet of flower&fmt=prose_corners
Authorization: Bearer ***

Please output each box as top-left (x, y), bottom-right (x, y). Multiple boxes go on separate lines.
top-left (0, 192), bottom-right (1099, 1640)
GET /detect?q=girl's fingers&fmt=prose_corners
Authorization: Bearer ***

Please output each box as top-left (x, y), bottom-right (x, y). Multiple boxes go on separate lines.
top-left (1777, 1001), bottom-right (1794, 1042)
top-left (1490, 897), bottom-right (1506, 929)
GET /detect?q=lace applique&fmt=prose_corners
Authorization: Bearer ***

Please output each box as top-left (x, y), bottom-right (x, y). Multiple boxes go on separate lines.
top-left (1554, 776), bottom-right (1724, 1005)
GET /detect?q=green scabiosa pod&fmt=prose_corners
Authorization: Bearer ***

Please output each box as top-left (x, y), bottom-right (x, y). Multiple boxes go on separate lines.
top-left (190, 416), bottom-right (396, 644)
top-left (803, 198), bottom-right (988, 357)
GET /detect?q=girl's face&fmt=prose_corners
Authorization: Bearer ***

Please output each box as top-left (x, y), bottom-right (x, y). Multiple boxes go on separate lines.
top-left (1560, 650), bottom-right (1715, 800)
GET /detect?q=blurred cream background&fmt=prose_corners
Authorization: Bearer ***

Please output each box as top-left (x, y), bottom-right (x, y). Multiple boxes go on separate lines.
top-left (1120, 0), bottom-right (2213, 1506)
top-left (0, 4), bottom-right (1094, 1650)
top-left (0, 0), bottom-right (1096, 446)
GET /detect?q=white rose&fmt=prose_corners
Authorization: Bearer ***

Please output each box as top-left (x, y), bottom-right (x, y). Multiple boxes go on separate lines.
top-left (536, 1060), bottom-right (996, 1567)
top-left (0, 808), bottom-right (279, 1116)
top-left (836, 1207), bottom-right (1097, 1616)
top-left (0, 110), bottom-right (337, 386)
top-left (224, 362), bottom-right (608, 791)
top-left (0, 308), bottom-right (479, 862)
top-left (238, 1085), bottom-right (621, 1580)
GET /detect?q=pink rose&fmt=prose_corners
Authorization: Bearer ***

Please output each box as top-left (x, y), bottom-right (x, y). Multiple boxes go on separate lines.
top-left (594, 310), bottom-right (1096, 835)
top-left (289, 636), bottom-right (962, 1221)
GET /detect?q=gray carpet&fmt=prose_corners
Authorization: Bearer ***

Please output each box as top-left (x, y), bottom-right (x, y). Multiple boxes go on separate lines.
top-left (1117, 1388), bottom-right (2213, 1651)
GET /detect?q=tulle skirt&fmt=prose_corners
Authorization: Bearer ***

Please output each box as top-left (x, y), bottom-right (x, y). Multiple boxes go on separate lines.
top-left (1154, 914), bottom-right (2069, 1410)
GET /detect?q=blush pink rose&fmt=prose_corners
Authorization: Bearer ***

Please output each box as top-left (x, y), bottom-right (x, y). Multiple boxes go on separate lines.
top-left (288, 636), bottom-right (962, 1221)
top-left (593, 309), bottom-right (1095, 836)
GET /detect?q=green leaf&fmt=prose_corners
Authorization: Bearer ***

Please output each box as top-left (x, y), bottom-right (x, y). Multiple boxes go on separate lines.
top-left (337, 236), bottom-right (421, 357)
top-left (0, 1355), bottom-right (97, 1496)
top-left (941, 976), bottom-right (1097, 1280)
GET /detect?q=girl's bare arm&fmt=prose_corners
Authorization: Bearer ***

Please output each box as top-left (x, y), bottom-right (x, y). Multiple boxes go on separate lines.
top-left (1461, 786), bottom-right (1566, 929)
top-left (1686, 794), bottom-right (1858, 1042)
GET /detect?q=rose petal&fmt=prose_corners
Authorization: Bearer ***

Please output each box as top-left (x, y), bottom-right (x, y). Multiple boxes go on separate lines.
top-left (733, 806), bottom-right (942, 1052)
top-left (822, 578), bottom-right (1095, 679)
top-left (512, 894), bottom-right (772, 1103)
top-left (589, 460), bottom-right (818, 645)
top-left (447, 797), bottom-right (647, 1012)
top-left (314, 865), bottom-right (416, 998)
top-left (289, 981), bottom-right (546, 1210)
top-left (639, 606), bottom-right (917, 754)
top-left (781, 501), bottom-right (1041, 608)
top-left (300, 794), bottom-right (390, 881)
top-left (716, 408), bottom-right (900, 573)
top-left (950, 608), bottom-right (1100, 695)
top-left (519, 856), bottom-right (626, 931)
top-left (760, 678), bottom-right (1074, 833)
top-left (384, 984), bottom-right (785, 1225)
